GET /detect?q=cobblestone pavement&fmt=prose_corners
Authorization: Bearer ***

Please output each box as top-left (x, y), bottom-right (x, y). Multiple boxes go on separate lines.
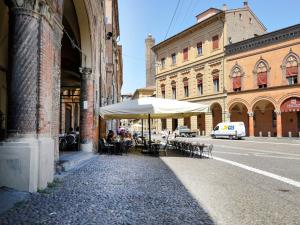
top-left (0, 155), bottom-right (214, 225)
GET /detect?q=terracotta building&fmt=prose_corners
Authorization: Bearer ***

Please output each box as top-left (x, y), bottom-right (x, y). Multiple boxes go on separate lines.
top-left (226, 24), bottom-right (300, 137)
top-left (0, 0), bottom-right (121, 192)
top-left (153, 2), bottom-right (266, 134)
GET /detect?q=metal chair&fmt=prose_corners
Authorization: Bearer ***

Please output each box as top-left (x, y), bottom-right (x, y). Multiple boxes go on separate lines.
top-left (65, 134), bottom-right (78, 151)
top-left (202, 144), bottom-right (213, 158)
top-left (99, 138), bottom-right (114, 154)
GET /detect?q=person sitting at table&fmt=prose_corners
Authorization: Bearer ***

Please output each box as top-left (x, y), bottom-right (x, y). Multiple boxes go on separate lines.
top-left (106, 130), bottom-right (115, 144)
top-left (122, 132), bottom-right (133, 154)
top-left (120, 129), bottom-right (125, 141)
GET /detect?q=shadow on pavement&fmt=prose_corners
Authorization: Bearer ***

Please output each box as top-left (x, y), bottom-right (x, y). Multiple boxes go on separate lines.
top-left (0, 154), bottom-right (215, 225)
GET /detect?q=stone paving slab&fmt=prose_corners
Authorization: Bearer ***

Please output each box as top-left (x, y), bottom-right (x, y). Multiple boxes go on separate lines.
top-left (0, 155), bottom-right (214, 225)
top-left (0, 187), bottom-right (30, 215)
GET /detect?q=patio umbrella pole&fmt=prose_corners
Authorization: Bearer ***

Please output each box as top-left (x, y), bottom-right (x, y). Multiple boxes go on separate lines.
top-left (148, 114), bottom-right (151, 148)
top-left (141, 119), bottom-right (144, 137)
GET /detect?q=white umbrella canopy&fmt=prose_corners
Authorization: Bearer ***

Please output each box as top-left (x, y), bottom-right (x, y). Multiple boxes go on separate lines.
top-left (99, 97), bottom-right (208, 119)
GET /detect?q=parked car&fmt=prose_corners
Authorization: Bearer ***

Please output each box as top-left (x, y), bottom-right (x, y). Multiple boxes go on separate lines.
top-left (174, 126), bottom-right (197, 137)
top-left (211, 122), bottom-right (246, 140)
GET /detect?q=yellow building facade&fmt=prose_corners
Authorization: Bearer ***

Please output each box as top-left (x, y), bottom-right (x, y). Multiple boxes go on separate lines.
top-left (153, 4), bottom-right (266, 135)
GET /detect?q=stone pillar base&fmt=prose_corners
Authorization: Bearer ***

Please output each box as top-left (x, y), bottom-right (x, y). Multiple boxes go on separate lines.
top-left (0, 138), bottom-right (54, 192)
top-left (80, 143), bottom-right (93, 152)
top-left (38, 138), bottom-right (54, 189)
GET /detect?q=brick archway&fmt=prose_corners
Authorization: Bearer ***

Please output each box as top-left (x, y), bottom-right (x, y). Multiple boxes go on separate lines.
top-left (211, 103), bottom-right (222, 129)
top-left (252, 100), bottom-right (276, 137)
top-left (229, 102), bottom-right (249, 136)
top-left (280, 97), bottom-right (300, 137)
top-left (60, 0), bottom-right (94, 152)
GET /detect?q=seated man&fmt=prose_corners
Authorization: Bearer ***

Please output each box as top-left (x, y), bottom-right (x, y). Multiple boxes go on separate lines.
top-left (106, 130), bottom-right (115, 144)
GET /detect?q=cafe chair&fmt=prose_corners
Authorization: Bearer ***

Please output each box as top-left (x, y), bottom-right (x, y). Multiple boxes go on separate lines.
top-left (99, 138), bottom-right (113, 154)
top-left (203, 144), bottom-right (213, 158)
top-left (65, 134), bottom-right (78, 151)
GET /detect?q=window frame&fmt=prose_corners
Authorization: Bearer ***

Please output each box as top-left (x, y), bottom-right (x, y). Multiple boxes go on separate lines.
top-left (171, 53), bottom-right (176, 65)
top-left (183, 47), bottom-right (189, 61)
top-left (197, 42), bottom-right (203, 56)
top-left (161, 58), bottom-right (166, 69)
top-left (197, 80), bottom-right (203, 96)
top-left (212, 35), bottom-right (219, 50)
top-left (213, 79), bottom-right (219, 93)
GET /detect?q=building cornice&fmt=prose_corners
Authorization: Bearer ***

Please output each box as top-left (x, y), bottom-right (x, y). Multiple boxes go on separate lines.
top-left (225, 23), bottom-right (300, 55)
top-left (227, 84), bottom-right (300, 95)
top-left (152, 11), bottom-right (225, 51)
top-left (183, 93), bottom-right (227, 102)
top-left (226, 40), bottom-right (300, 62)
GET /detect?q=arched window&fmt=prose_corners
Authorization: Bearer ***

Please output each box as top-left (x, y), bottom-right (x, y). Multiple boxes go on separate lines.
top-left (196, 74), bottom-right (203, 96)
top-left (183, 77), bottom-right (189, 97)
top-left (285, 55), bottom-right (298, 85)
top-left (231, 66), bottom-right (242, 92)
top-left (160, 84), bottom-right (165, 98)
top-left (256, 61), bottom-right (268, 88)
top-left (212, 69), bottom-right (219, 93)
top-left (171, 81), bottom-right (176, 99)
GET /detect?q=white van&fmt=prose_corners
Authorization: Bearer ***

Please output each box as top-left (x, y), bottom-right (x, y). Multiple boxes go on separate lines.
top-left (211, 122), bottom-right (246, 140)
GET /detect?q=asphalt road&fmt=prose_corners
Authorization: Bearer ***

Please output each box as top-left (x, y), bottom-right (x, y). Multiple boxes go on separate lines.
top-left (159, 136), bottom-right (300, 225)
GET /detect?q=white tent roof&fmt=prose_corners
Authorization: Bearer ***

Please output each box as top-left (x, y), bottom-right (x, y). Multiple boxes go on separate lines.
top-left (99, 97), bottom-right (208, 119)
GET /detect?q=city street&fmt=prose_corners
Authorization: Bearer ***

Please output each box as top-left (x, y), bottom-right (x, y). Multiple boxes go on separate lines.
top-left (0, 137), bottom-right (299, 224)
top-left (162, 136), bottom-right (300, 224)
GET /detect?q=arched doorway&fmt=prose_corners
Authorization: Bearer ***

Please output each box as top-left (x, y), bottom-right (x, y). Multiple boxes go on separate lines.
top-left (280, 97), bottom-right (300, 137)
top-left (253, 100), bottom-right (276, 137)
top-left (60, 0), bottom-right (81, 135)
top-left (211, 103), bottom-right (222, 129)
top-left (60, 0), bottom-right (93, 152)
top-left (0, 2), bottom-right (8, 140)
top-left (229, 103), bottom-right (249, 136)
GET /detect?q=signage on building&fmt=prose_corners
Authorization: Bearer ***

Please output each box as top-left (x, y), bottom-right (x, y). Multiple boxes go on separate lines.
top-left (280, 98), bottom-right (300, 112)
top-left (83, 101), bottom-right (88, 109)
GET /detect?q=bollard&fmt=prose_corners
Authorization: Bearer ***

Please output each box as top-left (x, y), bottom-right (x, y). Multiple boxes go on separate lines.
top-left (202, 130), bottom-right (205, 136)
top-left (259, 131), bottom-right (262, 137)
top-left (268, 131), bottom-right (271, 137)
top-left (289, 131), bottom-right (292, 138)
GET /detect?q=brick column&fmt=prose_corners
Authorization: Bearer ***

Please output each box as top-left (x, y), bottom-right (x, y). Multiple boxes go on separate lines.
top-left (205, 113), bottom-right (213, 136)
top-left (167, 118), bottom-right (172, 132)
top-left (6, 1), bottom-right (40, 137)
top-left (2, 0), bottom-right (57, 192)
top-left (52, 22), bottom-right (63, 161)
top-left (224, 112), bottom-right (231, 122)
top-left (79, 67), bottom-right (94, 152)
top-left (275, 110), bottom-right (282, 138)
top-left (191, 116), bottom-right (197, 131)
top-left (178, 118), bottom-right (184, 126)
top-left (248, 112), bottom-right (254, 137)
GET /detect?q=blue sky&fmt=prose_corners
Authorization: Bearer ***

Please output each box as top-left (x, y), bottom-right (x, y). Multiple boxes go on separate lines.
top-left (118, 0), bottom-right (300, 94)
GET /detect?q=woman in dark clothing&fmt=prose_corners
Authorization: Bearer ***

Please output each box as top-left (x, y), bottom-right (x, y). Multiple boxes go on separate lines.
top-left (106, 130), bottom-right (114, 144)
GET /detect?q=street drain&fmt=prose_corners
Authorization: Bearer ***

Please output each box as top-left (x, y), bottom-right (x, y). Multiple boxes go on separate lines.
top-left (278, 189), bottom-right (290, 192)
